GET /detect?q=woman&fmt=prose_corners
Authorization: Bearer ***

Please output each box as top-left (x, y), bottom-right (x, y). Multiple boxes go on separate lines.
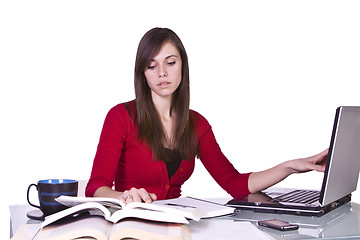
top-left (85, 27), bottom-right (327, 204)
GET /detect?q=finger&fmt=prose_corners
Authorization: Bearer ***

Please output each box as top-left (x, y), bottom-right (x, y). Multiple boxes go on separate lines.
top-left (150, 193), bottom-right (157, 201)
top-left (128, 188), bottom-right (142, 203)
top-left (307, 149), bottom-right (328, 165)
top-left (302, 159), bottom-right (326, 172)
top-left (122, 190), bottom-right (135, 204)
top-left (312, 162), bottom-right (326, 172)
top-left (316, 149), bottom-right (329, 165)
top-left (137, 188), bottom-right (154, 203)
top-left (120, 190), bottom-right (129, 202)
top-left (317, 165), bottom-right (326, 172)
top-left (124, 194), bottom-right (134, 204)
top-left (309, 165), bottom-right (325, 172)
top-left (315, 149), bottom-right (329, 159)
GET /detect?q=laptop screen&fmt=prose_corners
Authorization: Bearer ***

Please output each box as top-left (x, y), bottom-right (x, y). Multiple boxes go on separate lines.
top-left (320, 106), bottom-right (360, 206)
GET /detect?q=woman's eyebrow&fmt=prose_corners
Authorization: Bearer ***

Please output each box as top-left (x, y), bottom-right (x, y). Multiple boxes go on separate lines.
top-left (165, 54), bottom-right (178, 59)
top-left (150, 54), bottom-right (178, 62)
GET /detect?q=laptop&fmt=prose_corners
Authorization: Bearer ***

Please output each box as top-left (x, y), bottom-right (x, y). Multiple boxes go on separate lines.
top-left (227, 106), bottom-right (360, 217)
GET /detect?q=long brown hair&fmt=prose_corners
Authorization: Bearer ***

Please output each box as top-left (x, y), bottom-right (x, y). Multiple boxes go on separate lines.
top-left (134, 27), bottom-right (198, 161)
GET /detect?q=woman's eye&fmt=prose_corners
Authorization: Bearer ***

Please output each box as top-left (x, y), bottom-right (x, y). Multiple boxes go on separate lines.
top-left (147, 65), bottom-right (156, 70)
top-left (167, 61), bottom-right (176, 66)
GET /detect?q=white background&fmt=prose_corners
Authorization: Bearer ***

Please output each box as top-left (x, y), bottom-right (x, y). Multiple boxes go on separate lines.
top-left (1, 0), bottom-right (359, 238)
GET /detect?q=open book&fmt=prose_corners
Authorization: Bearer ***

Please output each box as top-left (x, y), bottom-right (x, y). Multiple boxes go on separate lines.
top-left (55, 196), bottom-right (234, 224)
top-left (31, 215), bottom-right (190, 240)
top-left (30, 195), bottom-right (200, 240)
top-left (52, 196), bottom-right (206, 227)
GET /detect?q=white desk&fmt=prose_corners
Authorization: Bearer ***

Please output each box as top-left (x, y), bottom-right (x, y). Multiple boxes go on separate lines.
top-left (9, 200), bottom-right (360, 239)
top-left (227, 202), bottom-right (360, 239)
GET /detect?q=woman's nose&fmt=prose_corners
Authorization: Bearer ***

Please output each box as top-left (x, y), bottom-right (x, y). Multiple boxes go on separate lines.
top-left (158, 65), bottom-right (167, 78)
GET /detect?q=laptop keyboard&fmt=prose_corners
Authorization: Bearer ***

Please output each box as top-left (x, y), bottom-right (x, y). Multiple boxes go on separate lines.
top-left (272, 190), bottom-right (320, 204)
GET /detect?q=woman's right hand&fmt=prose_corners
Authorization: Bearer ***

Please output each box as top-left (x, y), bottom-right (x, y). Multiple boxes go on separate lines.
top-left (94, 186), bottom-right (157, 204)
top-left (120, 187), bottom-right (157, 204)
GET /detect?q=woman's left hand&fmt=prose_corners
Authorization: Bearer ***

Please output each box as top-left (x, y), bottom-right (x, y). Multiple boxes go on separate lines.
top-left (288, 149), bottom-right (328, 174)
top-left (249, 149), bottom-right (329, 193)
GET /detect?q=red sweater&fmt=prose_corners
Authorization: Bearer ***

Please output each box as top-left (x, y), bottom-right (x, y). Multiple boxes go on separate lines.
top-left (85, 100), bottom-right (251, 199)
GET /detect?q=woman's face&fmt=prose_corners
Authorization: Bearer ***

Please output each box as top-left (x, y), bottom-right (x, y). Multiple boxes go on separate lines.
top-left (144, 41), bottom-right (182, 101)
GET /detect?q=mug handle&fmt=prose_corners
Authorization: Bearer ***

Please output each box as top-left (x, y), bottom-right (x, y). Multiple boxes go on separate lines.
top-left (27, 183), bottom-right (40, 209)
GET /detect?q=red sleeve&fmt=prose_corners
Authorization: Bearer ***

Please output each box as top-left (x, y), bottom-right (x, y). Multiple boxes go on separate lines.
top-left (85, 104), bottom-right (130, 197)
top-left (194, 111), bottom-right (251, 198)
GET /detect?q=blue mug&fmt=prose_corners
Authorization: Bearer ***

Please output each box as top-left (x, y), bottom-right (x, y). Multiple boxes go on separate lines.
top-left (27, 179), bottom-right (78, 216)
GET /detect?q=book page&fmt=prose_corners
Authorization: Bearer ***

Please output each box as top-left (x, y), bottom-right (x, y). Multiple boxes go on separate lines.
top-left (41, 202), bottom-right (111, 228)
top-left (109, 219), bottom-right (191, 240)
top-left (154, 196), bottom-right (235, 218)
top-left (126, 201), bottom-right (205, 221)
top-left (57, 195), bottom-right (201, 220)
top-left (56, 195), bottom-right (199, 223)
top-left (110, 208), bottom-right (189, 224)
top-left (56, 195), bottom-right (125, 209)
top-left (35, 215), bottom-right (112, 240)
top-left (10, 224), bottom-right (41, 240)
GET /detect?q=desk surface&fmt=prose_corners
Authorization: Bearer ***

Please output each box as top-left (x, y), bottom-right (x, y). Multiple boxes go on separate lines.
top-left (9, 199), bottom-right (360, 240)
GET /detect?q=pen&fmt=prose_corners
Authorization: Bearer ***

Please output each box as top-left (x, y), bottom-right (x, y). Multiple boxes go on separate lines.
top-left (165, 203), bottom-right (196, 208)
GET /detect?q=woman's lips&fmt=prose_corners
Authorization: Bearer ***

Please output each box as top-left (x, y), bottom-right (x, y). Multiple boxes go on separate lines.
top-left (158, 81), bottom-right (171, 87)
